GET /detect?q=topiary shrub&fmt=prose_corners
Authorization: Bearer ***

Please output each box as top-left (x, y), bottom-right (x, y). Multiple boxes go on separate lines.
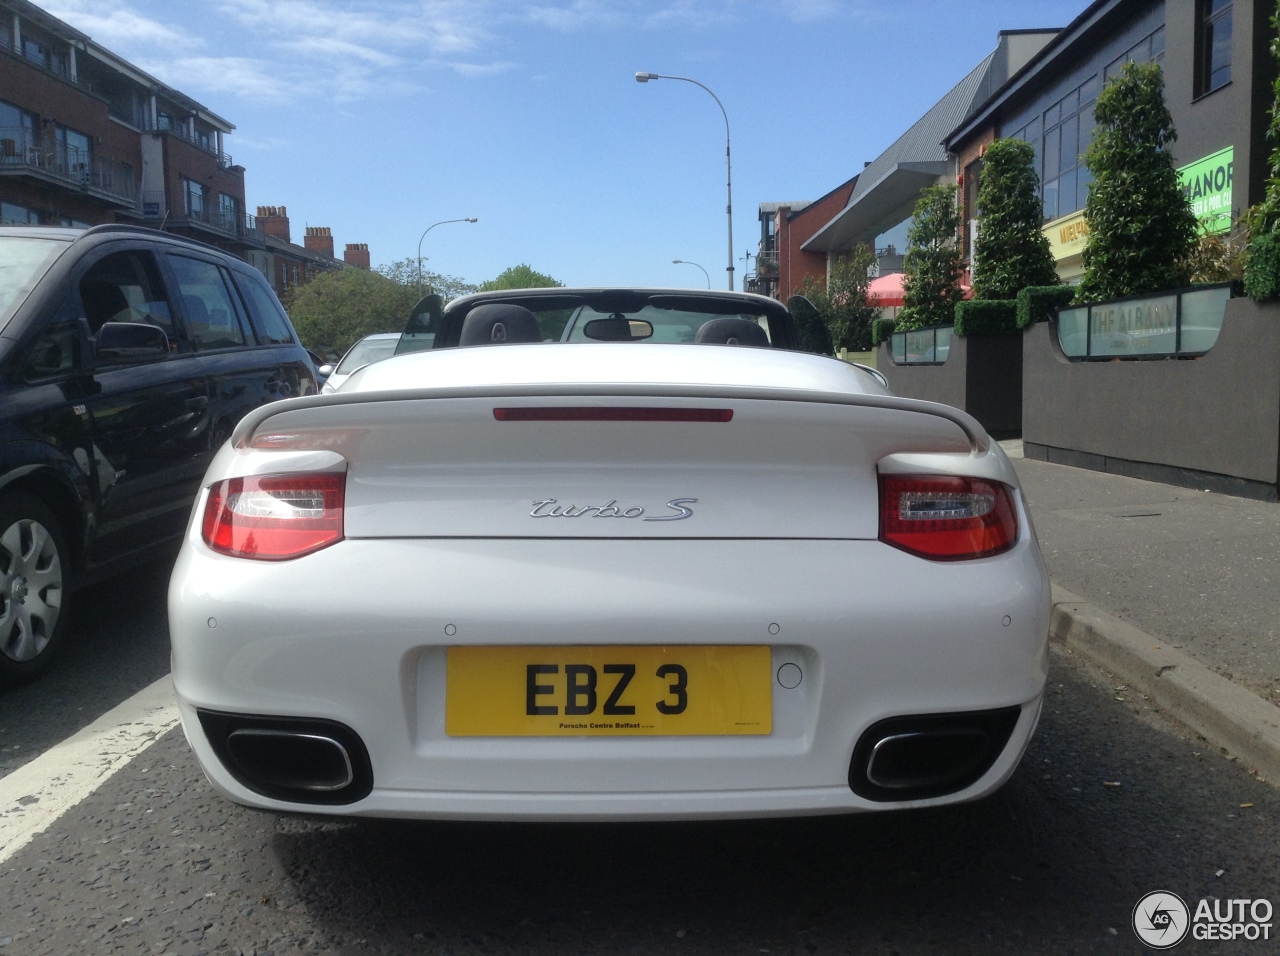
top-left (896, 183), bottom-right (964, 331)
top-left (1077, 62), bottom-right (1199, 301)
top-left (871, 318), bottom-right (896, 345)
top-left (1244, 231), bottom-right (1280, 300)
top-left (1016, 285), bottom-right (1076, 328)
top-left (954, 299), bottom-right (1019, 337)
top-left (972, 139), bottom-right (1059, 300)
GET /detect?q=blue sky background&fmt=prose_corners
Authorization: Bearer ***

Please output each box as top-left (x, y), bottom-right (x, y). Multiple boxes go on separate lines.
top-left (44, 0), bottom-right (1088, 289)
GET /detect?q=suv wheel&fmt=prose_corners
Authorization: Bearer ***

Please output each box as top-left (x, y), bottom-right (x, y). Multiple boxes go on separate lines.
top-left (0, 493), bottom-right (72, 686)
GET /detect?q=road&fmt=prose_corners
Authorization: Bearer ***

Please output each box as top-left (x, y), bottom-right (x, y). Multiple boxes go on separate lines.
top-left (1, 566), bottom-right (1278, 955)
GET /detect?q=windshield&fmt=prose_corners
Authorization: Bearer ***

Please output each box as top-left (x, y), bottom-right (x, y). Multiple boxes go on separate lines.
top-left (335, 335), bottom-right (400, 374)
top-left (0, 237), bottom-right (71, 332)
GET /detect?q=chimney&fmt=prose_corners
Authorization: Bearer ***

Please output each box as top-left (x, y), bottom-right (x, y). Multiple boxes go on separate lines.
top-left (304, 225), bottom-right (334, 258)
top-left (256, 205), bottom-right (290, 243)
top-left (344, 242), bottom-right (370, 270)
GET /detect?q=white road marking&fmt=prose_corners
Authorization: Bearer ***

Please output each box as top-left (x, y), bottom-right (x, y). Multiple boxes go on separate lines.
top-left (0, 674), bottom-right (179, 865)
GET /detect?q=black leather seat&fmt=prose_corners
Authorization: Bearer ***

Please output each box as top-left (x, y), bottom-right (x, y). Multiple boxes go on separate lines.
top-left (694, 317), bottom-right (770, 347)
top-left (459, 304), bottom-right (542, 345)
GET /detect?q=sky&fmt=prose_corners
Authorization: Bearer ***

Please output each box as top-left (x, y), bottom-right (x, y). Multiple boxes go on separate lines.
top-left (43, 0), bottom-right (1090, 290)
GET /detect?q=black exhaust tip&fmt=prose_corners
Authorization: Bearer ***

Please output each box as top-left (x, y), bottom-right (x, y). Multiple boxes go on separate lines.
top-left (849, 706), bottom-right (1021, 802)
top-left (197, 710), bottom-right (373, 805)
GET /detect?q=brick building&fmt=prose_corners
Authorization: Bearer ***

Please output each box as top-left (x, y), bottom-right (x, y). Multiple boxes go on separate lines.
top-left (0, 0), bottom-right (367, 297)
top-left (750, 175), bottom-right (859, 301)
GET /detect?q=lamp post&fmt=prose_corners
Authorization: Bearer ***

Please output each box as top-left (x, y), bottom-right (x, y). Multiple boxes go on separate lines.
top-left (417, 217), bottom-right (477, 297)
top-left (636, 71), bottom-right (734, 290)
top-left (672, 259), bottom-right (710, 289)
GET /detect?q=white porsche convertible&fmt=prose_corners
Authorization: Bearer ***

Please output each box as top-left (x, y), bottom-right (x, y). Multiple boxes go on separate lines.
top-left (168, 289), bottom-right (1050, 820)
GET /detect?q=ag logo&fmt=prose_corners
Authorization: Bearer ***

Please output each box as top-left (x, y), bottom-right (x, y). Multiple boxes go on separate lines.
top-left (1133, 891), bottom-right (1190, 949)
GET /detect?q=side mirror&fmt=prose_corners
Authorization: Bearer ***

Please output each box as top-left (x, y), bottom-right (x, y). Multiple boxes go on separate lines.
top-left (317, 364), bottom-right (335, 377)
top-left (94, 321), bottom-right (170, 360)
top-left (398, 293), bottom-right (444, 355)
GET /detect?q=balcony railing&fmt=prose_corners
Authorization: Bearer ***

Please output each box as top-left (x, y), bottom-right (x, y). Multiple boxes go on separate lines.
top-left (139, 116), bottom-right (234, 168)
top-left (143, 192), bottom-right (261, 240)
top-left (0, 31), bottom-right (94, 93)
top-left (0, 127), bottom-right (138, 206)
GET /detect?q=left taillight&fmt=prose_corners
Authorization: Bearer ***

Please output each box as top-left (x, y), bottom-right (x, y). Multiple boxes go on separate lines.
top-left (879, 474), bottom-right (1018, 561)
top-left (202, 472), bottom-right (345, 560)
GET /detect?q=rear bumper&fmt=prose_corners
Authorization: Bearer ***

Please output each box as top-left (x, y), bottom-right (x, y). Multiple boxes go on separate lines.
top-left (170, 532), bottom-right (1050, 820)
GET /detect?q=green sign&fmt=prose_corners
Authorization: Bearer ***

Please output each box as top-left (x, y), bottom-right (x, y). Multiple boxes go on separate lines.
top-left (1178, 146), bottom-right (1233, 234)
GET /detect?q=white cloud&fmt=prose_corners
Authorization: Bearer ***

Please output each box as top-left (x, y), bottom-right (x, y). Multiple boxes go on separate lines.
top-left (39, 0), bottom-right (195, 50)
top-left (136, 56), bottom-right (293, 103)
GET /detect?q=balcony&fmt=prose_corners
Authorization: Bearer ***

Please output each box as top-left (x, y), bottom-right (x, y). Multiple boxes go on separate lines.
top-left (141, 117), bottom-right (234, 169)
top-left (0, 127), bottom-right (138, 209)
top-left (0, 30), bottom-right (95, 94)
top-left (142, 192), bottom-right (262, 243)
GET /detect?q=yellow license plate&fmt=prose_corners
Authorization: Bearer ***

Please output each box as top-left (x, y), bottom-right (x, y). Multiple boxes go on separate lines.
top-left (446, 645), bottom-right (772, 736)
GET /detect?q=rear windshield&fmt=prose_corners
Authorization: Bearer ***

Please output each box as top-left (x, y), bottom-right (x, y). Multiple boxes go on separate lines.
top-left (336, 335), bottom-right (400, 374)
top-left (559, 303), bottom-right (771, 344)
top-left (0, 237), bottom-right (71, 332)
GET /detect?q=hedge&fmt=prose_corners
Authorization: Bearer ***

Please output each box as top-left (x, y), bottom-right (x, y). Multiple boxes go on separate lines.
top-left (953, 299), bottom-right (1019, 336)
top-left (871, 318), bottom-right (896, 346)
top-left (1016, 285), bottom-right (1076, 328)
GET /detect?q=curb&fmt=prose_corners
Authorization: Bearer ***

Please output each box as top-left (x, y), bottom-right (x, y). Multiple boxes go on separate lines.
top-left (1049, 584), bottom-right (1280, 786)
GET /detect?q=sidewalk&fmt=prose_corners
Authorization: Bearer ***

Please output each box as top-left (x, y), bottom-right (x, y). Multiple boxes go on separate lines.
top-left (1002, 441), bottom-right (1280, 783)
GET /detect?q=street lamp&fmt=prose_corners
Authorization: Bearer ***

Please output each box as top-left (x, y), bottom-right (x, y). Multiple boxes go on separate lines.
top-left (672, 258), bottom-right (710, 289)
top-left (417, 217), bottom-right (477, 297)
top-left (636, 71), bottom-right (734, 290)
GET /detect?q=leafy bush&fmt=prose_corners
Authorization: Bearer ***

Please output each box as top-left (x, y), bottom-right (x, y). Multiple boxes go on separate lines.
top-left (1016, 285), bottom-right (1076, 328)
top-left (1077, 62), bottom-right (1199, 301)
top-left (954, 299), bottom-right (1019, 336)
top-left (1244, 232), bottom-right (1280, 300)
top-left (872, 318), bottom-right (896, 346)
top-left (285, 268), bottom-right (418, 355)
top-left (796, 245), bottom-right (878, 350)
top-left (896, 183), bottom-right (964, 331)
top-left (972, 139), bottom-right (1059, 300)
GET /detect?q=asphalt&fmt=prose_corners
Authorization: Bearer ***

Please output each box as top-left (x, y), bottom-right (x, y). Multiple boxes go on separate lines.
top-left (1003, 441), bottom-right (1280, 785)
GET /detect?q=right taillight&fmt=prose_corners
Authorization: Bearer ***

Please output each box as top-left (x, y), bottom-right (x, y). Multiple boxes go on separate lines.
top-left (879, 474), bottom-right (1018, 561)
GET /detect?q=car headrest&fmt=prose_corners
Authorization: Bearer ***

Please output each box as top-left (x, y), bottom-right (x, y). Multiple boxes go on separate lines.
top-left (459, 304), bottom-right (542, 346)
top-left (694, 317), bottom-right (769, 347)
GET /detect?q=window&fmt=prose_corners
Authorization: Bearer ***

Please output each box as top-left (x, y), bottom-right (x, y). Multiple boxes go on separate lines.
top-left (79, 250), bottom-right (176, 346)
top-left (1104, 26), bottom-right (1166, 82)
top-left (232, 272), bottom-right (295, 344)
top-left (1, 201), bottom-right (40, 225)
top-left (168, 254), bottom-right (249, 349)
top-left (1196, 0), bottom-right (1232, 96)
top-left (23, 38), bottom-right (48, 68)
top-left (0, 100), bottom-right (37, 161)
top-left (55, 125), bottom-right (91, 179)
top-left (183, 178), bottom-right (207, 219)
top-left (1032, 75), bottom-right (1099, 223)
top-left (218, 193), bottom-right (239, 231)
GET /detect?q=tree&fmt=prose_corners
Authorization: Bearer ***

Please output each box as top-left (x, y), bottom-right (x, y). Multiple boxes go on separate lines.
top-left (284, 268), bottom-right (416, 356)
top-left (796, 244), bottom-right (878, 351)
top-left (1077, 61), bottom-right (1199, 301)
top-left (376, 257), bottom-right (477, 301)
top-left (478, 264), bottom-right (563, 291)
top-left (972, 138), bottom-right (1059, 299)
top-left (895, 183), bottom-right (964, 330)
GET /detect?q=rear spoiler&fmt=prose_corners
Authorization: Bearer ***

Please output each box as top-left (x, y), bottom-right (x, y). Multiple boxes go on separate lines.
top-left (233, 384), bottom-right (990, 456)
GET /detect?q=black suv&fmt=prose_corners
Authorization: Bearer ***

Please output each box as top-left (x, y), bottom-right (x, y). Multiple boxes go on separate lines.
top-left (0, 224), bottom-right (316, 685)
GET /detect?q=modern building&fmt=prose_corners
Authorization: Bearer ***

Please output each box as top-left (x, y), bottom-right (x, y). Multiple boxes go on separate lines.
top-left (800, 29), bottom-right (1060, 285)
top-left (0, 0), bottom-right (366, 297)
top-left (947, 0), bottom-right (1268, 284)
